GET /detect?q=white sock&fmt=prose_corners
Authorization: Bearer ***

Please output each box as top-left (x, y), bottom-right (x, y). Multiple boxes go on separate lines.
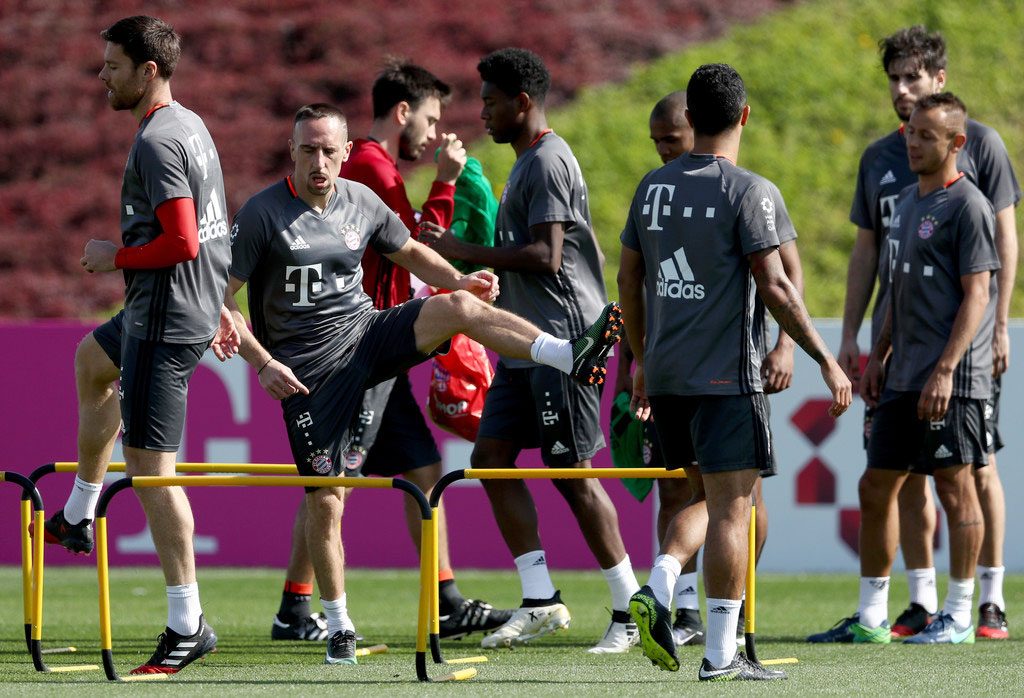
top-left (978, 565), bottom-right (1006, 610)
top-left (166, 583), bottom-right (202, 636)
top-left (906, 567), bottom-right (938, 614)
top-left (321, 594), bottom-right (354, 635)
top-left (674, 572), bottom-right (700, 611)
top-left (857, 576), bottom-right (890, 629)
top-left (943, 578), bottom-right (975, 628)
top-left (515, 550), bottom-right (557, 601)
top-left (601, 556), bottom-right (640, 612)
top-left (529, 333), bottom-right (572, 374)
top-left (704, 597), bottom-right (741, 668)
top-left (646, 554), bottom-right (681, 608)
top-left (64, 476), bottom-right (103, 524)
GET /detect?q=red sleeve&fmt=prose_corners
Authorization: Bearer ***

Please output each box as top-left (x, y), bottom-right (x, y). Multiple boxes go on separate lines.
top-left (114, 197), bottom-right (199, 269)
top-left (419, 180), bottom-right (456, 231)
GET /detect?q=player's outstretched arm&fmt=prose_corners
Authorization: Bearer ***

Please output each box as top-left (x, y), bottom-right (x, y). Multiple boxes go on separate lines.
top-left (419, 220), bottom-right (566, 274)
top-left (750, 247), bottom-right (851, 418)
top-left (838, 227), bottom-right (880, 381)
top-left (222, 276), bottom-right (308, 400)
top-left (385, 237), bottom-right (499, 302)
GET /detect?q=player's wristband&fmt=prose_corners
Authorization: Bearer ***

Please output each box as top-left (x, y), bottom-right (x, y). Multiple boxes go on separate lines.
top-left (258, 358), bottom-right (273, 376)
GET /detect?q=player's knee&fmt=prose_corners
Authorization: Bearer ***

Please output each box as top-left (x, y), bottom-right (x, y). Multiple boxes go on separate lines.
top-left (75, 335), bottom-right (118, 389)
top-left (858, 471), bottom-right (891, 512)
top-left (306, 487), bottom-right (344, 520)
top-left (444, 289), bottom-right (482, 325)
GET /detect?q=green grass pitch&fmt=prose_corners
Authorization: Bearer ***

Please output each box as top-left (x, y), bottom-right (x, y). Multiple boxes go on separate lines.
top-left (1, 567), bottom-right (1020, 694)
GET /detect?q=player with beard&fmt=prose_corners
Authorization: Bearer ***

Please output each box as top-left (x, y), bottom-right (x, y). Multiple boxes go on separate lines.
top-left (71, 16), bottom-right (234, 675)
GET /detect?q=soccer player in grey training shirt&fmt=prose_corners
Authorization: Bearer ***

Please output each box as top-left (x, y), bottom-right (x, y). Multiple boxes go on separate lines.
top-left (827, 25), bottom-right (1019, 642)
top-left (619, 63), bottom-right (851, 681)
top-left (421, 47), bottom-right (641, 654)
top-left (854, 93), bottom-right (999, 645)
top-left (225, 103), bottom-right (623, 665)
top-left (75, 16), bottom-right (235, 675)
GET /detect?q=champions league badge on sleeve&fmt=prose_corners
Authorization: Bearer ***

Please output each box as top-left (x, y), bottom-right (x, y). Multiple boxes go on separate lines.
top-left (308, 449), bottom-right (335, 475)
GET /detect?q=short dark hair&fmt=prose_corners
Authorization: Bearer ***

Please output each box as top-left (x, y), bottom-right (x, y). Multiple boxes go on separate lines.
top-left (879, 25), bottom-right (947, 75)
top-left (650, 91), bottom-right (688, 126)
top-left (685, 64), bottom-right (746, 136)
top-left (477, 48), bottom-right (551, 104)
top-left (371, 59), bottom-right (451, 119)
top-left (914, 92), bottom-right (967, 137)
top-left (101, 16), bottom-right (180, 79)
top-left (294, 103), bottom-right (348, 129)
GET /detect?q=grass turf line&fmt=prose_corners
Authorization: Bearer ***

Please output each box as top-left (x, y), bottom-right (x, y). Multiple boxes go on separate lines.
top-left (0, 567), bottom-right (1020, 694)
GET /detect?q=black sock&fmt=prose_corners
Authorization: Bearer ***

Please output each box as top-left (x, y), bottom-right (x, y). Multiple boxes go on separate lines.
top-left (439, 579), bottom-right (465, 616)
top-left (278, 592), bottom-right (312, 623)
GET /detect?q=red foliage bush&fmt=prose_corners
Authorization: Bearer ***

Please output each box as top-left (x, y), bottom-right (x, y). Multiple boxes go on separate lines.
top-left (0, 0), bottom-right (791, 317)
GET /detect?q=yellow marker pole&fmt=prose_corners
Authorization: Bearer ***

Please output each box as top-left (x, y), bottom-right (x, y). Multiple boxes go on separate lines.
top-left (21, 498), bottom-right (32, 651)
top-left (463, 467), bottom-right (687, 481)
top-left (31, 508), bottom-right (44, 645)
top-left (747, 503), bottom-right (756, 636)
top-left (128, 475), bottom-right (394, 489)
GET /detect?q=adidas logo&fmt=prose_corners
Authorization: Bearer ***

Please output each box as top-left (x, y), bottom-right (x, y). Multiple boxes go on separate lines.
top-left (197, 189), bottom-right (228, 243)
top-left (656, 246), bottom-right (705, 300)
top-left (869, 579), bottom-right (888, 590)
top-left (934, 444), bottom-right (953, 459)
top-left (161, 640), bottom-right (199, 666)
top-left (680, 586), bottom-right (696, 594)
top-left (709, 605), bottom-right (730, 614)
top-left (290, 235), bottom-right (311, 251)
top-left (550, 441), bottom-right (570, 455)
top-left (531, 555), bottom-right (547, 566)
top-left (879, 170), bottom-right (897, 186)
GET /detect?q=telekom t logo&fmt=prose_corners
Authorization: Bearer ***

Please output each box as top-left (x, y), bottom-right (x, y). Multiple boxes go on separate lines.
top-left (642, 184), bottom-right (675, 231)
top-left (285, 264), bottom-right (323, 307)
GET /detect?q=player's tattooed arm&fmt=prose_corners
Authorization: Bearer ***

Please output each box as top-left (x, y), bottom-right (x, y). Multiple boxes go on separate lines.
top-left (750, 247), bottom-right (851, 417)
top-left (750, 247), bottom-right (828, 365)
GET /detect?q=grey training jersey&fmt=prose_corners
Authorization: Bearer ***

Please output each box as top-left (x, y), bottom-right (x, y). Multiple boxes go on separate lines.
top-left (886, 177), bottom-right (1000, 399)
top-left (494, 133), bottom-right (608, 368)
top-left (621, 154), bottom-right (785, 396)
top-left (229, 177), bottom-right (410, 381)
top-left (850, 120), bottom-right (1020, 344)
top-left (120, 102), bottom-right (231, 343)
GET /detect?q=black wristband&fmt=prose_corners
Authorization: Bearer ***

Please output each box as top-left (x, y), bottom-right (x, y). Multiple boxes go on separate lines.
top-left (257, 357), bottom-right (273, 376)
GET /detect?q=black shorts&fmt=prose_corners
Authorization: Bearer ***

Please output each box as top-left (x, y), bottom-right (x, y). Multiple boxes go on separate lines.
top-left (477, 362), bottom-right (604, 466)
top-left (93, 310), bottom-right (125, 366)
top-left (282, 299), bottom-right (447, 487)
top-left (119, 333), bottom-right (206, 452)
top-left (985, 376), bottom-right (1004, 454)
top-left (867, 391), bottom-right (989, 473)
top-left (648, 393), bottom-right (775, 476)
top-left (343, 372), bottom-right (442, 477)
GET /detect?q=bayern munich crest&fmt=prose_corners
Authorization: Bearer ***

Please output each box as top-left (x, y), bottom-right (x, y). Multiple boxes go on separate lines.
top-left (340, 223), bottom-right (361, 250)
top-left (343, 448), bottom-right (365, 472)
top-left (917, 215), bottom-right (937, 239)
top-left (308, 449), bottom-right (334, 475)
